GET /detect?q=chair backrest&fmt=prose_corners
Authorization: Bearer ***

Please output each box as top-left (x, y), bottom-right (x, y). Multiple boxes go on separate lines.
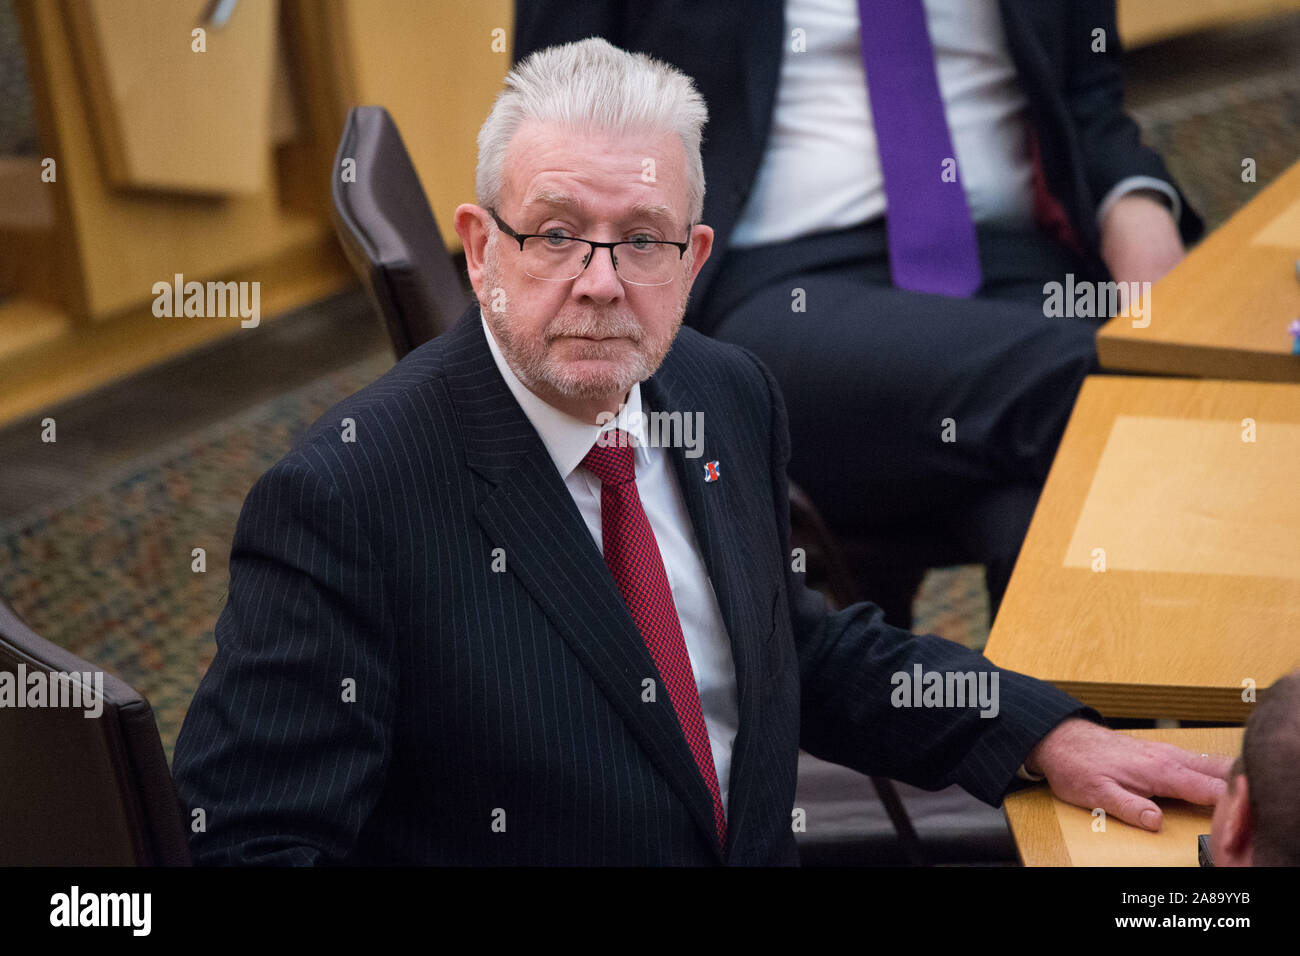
top-left (330, 105), bottom-right (470, 358)
top-left (0, 600), bottom-right (191, 865)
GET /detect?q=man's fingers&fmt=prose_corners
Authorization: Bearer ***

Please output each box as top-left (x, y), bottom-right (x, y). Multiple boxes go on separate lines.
top-left (1098, 782), bottom-right (1163, 831)
top-left (1142, 755), bottom-right (1229, 806)
top-left (1088, 750), bottom-right (1229, 835)
top-left (1163, 745), bottom-right (1234, 780)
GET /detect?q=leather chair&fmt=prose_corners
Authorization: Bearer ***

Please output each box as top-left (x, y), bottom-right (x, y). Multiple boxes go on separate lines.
top-left (329, 105), bottom-right (926, 864)
top-left (331, 105), bottom-right (469, 358)
top-left (0, 599), bottom-right (191, 865)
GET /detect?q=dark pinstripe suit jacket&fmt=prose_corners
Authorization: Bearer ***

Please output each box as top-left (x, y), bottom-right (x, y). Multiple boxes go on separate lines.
top-left (173, 304), bottom-right (1087, 865)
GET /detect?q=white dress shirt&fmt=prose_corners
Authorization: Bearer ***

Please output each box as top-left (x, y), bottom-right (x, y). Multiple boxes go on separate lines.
top-left (731, 0), bottom-right (1179, 248)
top-left (481, 317), bottom-right (740, 815)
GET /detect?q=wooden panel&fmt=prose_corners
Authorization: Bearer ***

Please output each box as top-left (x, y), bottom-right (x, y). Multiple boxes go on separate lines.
top-left (338, 0), bottom-right (512, 253)
top-left (0, 240), bottom-right (353, 428)
top-left (15, 0), bottom-right (333, 322)
top-left (0, 298), bottom-right (71, 363)
top-left (0, 227), bottom-right (61, 308)
top-left (1119, 0), bottom-right (1300, 47)
top-left (1005, 727), bottom-right (1243, 866)
top-left (63, 0), bottom-right (275, 194)
top-left (270, 31), bottom-right (302, 147)
top-left (1098, 160), bottom-right (1300, 383)
top-left (272, 0), bottom-right (356, 220)
top-left (0, 157), bottom-right (54, 230)
top-left (985, 376), bottom-right (1300, 722)
top-left (0, 159), bottom-right (59, 305)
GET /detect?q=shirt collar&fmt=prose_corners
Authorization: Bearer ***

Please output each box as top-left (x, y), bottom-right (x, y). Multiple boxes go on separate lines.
top-left (481, 315), bottom-right (651, 480)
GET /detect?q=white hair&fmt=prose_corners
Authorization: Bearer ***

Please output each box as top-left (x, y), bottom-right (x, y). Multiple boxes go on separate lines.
top-left (476, 37), bottom-right (708, 225)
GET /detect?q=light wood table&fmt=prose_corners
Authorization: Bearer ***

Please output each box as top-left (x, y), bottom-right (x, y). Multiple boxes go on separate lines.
top-left (1005, 727), bottom-right (1242, 866)
top-left (1119, 0), bottom-right (1300, 47)
top-left (1097, 160), bottom-right (1300, 383)
top-left (985, 376), bottom-right (1300, 721)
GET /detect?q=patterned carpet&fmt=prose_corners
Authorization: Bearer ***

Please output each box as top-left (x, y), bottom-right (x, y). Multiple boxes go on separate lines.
top-left (1131, 69), bottom-right (1300, 232)
top-left (1, 69), bottom-right (1297, 766)
top-left (0, 0), bottom-right (38, 156)
top-left (0, 352), bottom-right (394, 760)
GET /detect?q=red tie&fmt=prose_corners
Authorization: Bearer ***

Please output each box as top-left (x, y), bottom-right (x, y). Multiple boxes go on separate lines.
top-left (582, 431), bottom-right (727, 852)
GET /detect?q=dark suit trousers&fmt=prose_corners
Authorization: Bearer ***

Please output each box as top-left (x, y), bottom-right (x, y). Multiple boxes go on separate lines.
top-left (695, 220), bottom-right (1107, 612)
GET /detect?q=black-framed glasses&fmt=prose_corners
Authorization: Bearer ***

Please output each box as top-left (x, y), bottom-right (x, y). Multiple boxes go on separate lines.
top-left (488, 208), bottom-right (691, 287)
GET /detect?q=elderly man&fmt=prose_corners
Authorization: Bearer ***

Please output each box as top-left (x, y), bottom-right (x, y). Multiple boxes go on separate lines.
top-left (1211, 671), bottom-right (1300, 866)
top-left (173, 38), bottom-right (1228, 865)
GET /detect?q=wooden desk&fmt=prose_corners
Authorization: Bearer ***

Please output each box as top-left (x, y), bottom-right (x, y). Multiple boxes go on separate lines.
top-left (1118, 0), bottom-right (1300, 47)
top-left (1005, 727), bottom-right (1242, 867)
top-left (985, 376), bottom-right (1300, 721)
top-left (1097, 160), bottom-right (1300, 383)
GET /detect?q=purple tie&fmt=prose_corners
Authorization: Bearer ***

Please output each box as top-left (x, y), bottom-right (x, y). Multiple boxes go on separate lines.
top-left (857, 0), bottom-right (982, 297)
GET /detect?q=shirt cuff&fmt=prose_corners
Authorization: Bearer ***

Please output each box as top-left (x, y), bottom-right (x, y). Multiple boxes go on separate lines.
top-left (1097, 176), bottom-right (1182, 229)
top-left (1016, 763), bottom-right (1046, 783)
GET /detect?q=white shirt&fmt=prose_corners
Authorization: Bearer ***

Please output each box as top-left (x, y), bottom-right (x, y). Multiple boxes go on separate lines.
top-left (481, 317), bottom-right (740, 815)
top-left (731, 0), bottom-right (1179, 248)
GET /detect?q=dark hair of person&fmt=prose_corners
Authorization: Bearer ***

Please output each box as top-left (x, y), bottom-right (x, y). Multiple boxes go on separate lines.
top-left (1242, 670), bottom-right (1300, 866)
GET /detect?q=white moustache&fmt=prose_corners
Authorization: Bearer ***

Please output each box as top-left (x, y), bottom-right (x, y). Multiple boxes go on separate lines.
top-left (547, 315), bottom-right (643, 343)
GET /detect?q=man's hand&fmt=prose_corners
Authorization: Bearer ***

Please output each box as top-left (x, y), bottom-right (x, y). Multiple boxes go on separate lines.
top-left (1099, 191), bottom-right (1185, 287)
top-left (1024, 718), bottom-right (1233, 831)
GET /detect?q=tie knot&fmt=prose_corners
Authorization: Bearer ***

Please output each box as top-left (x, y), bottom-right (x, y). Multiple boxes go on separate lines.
top-left (582, 430), bottom-right (637, 486)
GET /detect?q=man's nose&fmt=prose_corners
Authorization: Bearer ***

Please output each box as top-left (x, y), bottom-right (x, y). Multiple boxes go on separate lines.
top-left (571, 244), bottom-right (623, 302)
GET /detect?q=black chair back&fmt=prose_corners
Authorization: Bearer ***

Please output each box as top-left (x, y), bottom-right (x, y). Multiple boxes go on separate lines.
top-left (0, 600), bottom-right (191, 865)
top-left (330, 105), bottom-right (470, 357)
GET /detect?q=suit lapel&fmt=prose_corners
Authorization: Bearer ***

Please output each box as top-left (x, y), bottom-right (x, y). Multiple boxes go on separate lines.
top-left (640, 360), bottom-right (769, 856)
top-left (443, 307), bottom-right (725, 860)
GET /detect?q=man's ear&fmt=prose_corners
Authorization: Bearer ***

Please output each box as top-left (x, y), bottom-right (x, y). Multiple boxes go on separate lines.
top-left (454, 204), bottom-right (493, 297)
top-left (1216, 775), bottom-right (1254, 866)
top-left (686, 224), bottom-right (714, 286)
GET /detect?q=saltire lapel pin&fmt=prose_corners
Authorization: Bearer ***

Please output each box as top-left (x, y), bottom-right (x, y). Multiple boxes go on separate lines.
top-left (703, 460), bottom-right (721, 483)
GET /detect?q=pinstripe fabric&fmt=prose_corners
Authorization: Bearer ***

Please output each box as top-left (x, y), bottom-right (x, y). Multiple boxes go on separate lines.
top-left (172, 303), bottom-right (1089, 865)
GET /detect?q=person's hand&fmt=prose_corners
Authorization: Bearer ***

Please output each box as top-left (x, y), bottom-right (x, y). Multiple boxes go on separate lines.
top-left (1099, 191), bottom-right (1185, 286)
top-left (1024, 717), bottom-right (1233, 831)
